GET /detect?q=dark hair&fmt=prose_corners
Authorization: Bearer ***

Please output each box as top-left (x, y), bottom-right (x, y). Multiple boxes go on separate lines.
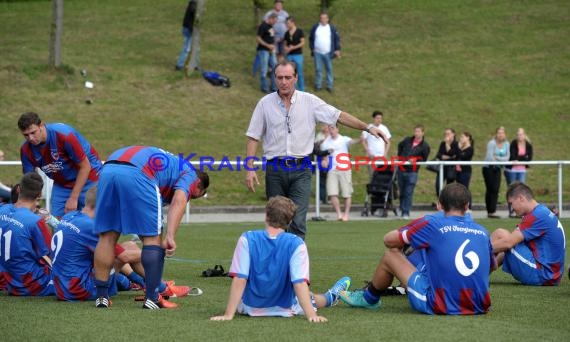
top-left (10, 184), bottom-right (20, 203)
top-left (266, 196), bottom-right (296, 228)
top-left (85, 186), bottom-right (97, 208)
top-left (372, 111), bottom-right (383, 118)
top-left (438, 183), bottom-right (470, 213)
top-left (286, 16), bottom-right (295, 23)
top-left (414, 124), bottom-right (425, 132)
top-left (18, 172), bottom-right (44, 201)
top-left (462, 131), bottom-right (474, 145)
top-left (506, 182), bottom-right (533, 201)
top-left (18, 112), bottom-right (42, 131)
top-left (196, 171), bottom-right (209, 190)
top-left (274, 60), bottom-right (297, 76)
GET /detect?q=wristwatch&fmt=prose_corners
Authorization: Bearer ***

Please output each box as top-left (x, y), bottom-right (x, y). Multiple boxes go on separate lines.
top-left (366, 124), bottom-right (375, 133)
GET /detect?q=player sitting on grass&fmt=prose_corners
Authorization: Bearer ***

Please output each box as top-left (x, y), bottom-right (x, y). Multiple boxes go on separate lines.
top-left (0, 172), bottom-right (54, 296)
top-left (211, 196), bottom-right (351, 323)
top-left (491, 182), bottom-right (565, 286)
top-left (52, 186), bottom-right (194, 301)
top-left (340, 183), bottom-right (497, 315)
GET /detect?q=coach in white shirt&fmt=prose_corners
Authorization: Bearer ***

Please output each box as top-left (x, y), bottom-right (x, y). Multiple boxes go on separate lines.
top-left (245, 61), bottom-right (387, 239)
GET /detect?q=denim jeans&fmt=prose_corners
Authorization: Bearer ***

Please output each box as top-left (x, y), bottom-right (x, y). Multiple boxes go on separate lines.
top-left (313, 52), bottom-right (333, 90)
top-left (286, 53), bottom-right (304, 91)
top-left (397, 171), bottom-right (418, 216)
top-left (258, 50), bottom-right (277, 92)
top-left (265, 167), bottom-right (312, 240)
top-left (505, 169), bottom-right (526, 184)
top-left (176, 27), bottom-right (193, 69)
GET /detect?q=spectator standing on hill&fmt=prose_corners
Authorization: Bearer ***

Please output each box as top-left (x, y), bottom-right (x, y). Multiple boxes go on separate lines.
top-left (362, 111), bottom-right (392, 178)
top-left (396, 125), bottom-right (430, 219)
top-left (482, 126), bottom-right (509, 218)
top-left (245, 61), bottom-right (387, 240)
top-left (283, 16), bottom-right (305, 91)
top-left (491, 182), bottom-right (565, 286)
top-left (309, 13), bottom-right (341, 92)
top-left (18, 112), bottom-right (102, 217)
top-left (264, 0), bottom-right (289, 61)
top-left (504, 128), bottom-right (533, 217)
top-left (175, 0), bottom-right (198, 71)
top-left (256, 12), bottom-right (278, 93)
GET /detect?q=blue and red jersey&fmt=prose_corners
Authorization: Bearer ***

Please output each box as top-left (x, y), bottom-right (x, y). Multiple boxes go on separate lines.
top-left (51, 211), bottom-right (124, 301)
top-left (106, 146), bottom-right (199, 203)
top-left (516, 204), bottom-right (566, 285)
top-left (0, 204), bottom-right (53, 296)
top-left (20, 123), bottom-right (102, 188)
top-left (399, 213), bottom-right (494, 315)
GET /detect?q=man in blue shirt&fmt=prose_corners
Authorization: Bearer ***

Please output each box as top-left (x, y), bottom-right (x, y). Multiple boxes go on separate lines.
top-left (93, 146), bottom-right (209, 309)
top-left (491, 182), bottom-right (565, 285)
top-left (0, 172), bottom-right (54, 296)
top-left (18, 112), bottom-right (102, 217)
top-left (341, 183), bottom-right (496, 315)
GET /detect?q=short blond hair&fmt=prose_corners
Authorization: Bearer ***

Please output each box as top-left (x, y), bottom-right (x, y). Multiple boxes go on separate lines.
top-left (265, 196), bottom-right (297, 229)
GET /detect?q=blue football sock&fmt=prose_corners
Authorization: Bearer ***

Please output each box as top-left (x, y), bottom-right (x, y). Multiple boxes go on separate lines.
top-left (363, 288), bottom-right (381, 304)
top-left (158, 281), bottom-right (167, 293)
top-left (115, 273), bottom-right (131, 291)
top-left (141, 245), bottom-right (165, 302)
top-left (95, 279), bottom-right (110, 298)
top-left (127, 272), bottom-right (145, 287)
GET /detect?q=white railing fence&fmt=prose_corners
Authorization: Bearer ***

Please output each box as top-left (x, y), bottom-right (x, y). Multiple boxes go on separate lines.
top-left (1, 160), bottom-right (569, 220)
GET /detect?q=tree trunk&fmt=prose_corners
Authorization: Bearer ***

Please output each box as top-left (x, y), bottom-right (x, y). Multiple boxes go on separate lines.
top-left (253, 3), bottom-right (261, 30)
top-left (48, 0), bottom-right (63, 68)
top-left (186, 0), bottom-right (205, 75)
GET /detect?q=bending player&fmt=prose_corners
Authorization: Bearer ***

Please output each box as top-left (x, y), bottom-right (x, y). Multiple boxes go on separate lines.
top-left (93, 146), bottom-right (209, 309)
top-left (52, 186), bottom-right (195, 301)
top-left (211, 196), bottom-right (351, 322)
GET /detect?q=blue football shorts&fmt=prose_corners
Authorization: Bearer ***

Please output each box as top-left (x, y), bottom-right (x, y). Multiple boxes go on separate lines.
top-left (502, 243), bottom-right (541, 285)
top-left (94, 164), bottom-right (162, 236)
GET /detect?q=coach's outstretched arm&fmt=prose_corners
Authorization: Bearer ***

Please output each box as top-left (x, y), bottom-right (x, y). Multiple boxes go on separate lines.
top-left (337, 111), bottom-right (388, 144)
top-left (245, 137), bottom-right (261, 192)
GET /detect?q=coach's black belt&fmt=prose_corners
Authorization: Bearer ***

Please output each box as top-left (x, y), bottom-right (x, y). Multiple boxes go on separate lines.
top-left (268, 157), bottom-right (308, 167)
top-left (105, 160), bottom-right (135, 167)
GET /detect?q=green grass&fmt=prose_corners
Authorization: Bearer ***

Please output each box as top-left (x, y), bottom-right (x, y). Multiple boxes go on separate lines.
top-left (0, 218), bottom-right (569, 341)
top-left (0, 0), bottom-right (569, 207)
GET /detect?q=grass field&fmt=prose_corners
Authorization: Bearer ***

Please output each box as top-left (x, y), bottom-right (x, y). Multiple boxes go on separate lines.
top-left (0, 0), bottom-right (569, 207)
top-left (0, 218), bottom-right (569, 341)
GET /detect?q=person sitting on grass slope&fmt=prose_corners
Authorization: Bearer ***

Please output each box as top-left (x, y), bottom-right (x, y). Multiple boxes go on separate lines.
top-left (211, 196), bottom-right (351, 322)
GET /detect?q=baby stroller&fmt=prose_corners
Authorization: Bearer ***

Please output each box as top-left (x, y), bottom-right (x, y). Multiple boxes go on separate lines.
top-left (361, 168), bottom-right (398, 217)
